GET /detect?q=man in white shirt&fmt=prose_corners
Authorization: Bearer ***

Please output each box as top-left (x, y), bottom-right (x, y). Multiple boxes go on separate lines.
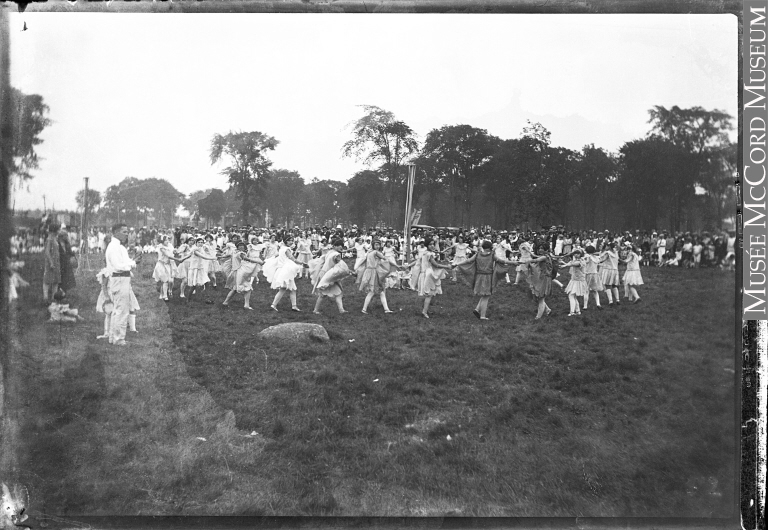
top-left (105, 223), bottom-right (136, 346)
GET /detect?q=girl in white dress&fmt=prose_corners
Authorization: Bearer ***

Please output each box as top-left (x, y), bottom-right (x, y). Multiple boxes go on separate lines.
top-left (598, 242), bottom-right (621, 306)
top-left (382, 239), bottom-right (401, 289)
top-left (554, 234), bottom-right (564, 256)
top-left (152, 236), bottom-right (183, 301)
top-left (407, 238), bottom-right (453, 319)
top-left (311, 239), bottom-right (352, 315)
top-left (185, 238), bottom-right (219, 300)
top-left (296, 234), bottom-right (313, 279)
top-left (621, 242), bottom-right (644, 303)
top-left (493, 235), bottom-right (512, 285)
top-left (559, 249), bottom-right (587, 316)
top-left (447, 235), bottom-right (470, 282)
top-left (247, 236), bottom-right (265, 286)
top-left (174, 240), bottom-right (193, 298)
top-left (262, 235), bottom-right (280, 261)
top-left (204, 234), bottom-right (221, 289)
top-left (222, 241), bottom-right (264, 309)
top-left (514, 239), bottom-right (533, 287)
top-left (353, 238), bottom-right (368, 284)
top-left (408, 242), bottom-right (427, 291)
top-left (95, 267), bottom-right (112, 339)
top-left (582, 245), bottom-right (605, 311)
top-left (263, 236), bottom-right (307, 312)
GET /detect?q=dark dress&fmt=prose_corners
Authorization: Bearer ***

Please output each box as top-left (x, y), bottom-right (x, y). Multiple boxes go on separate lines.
top-left (529, 256), bottom-right (553, 298)
top-left (43, 234), bottom-right (61, 286)
top-left (474, 252), bottom-right (495, 296)
top-left (58, 233), bottom-right (77, 292)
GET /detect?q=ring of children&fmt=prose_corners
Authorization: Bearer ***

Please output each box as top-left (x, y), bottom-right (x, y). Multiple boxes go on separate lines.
top-left (5, 250), bottom-right (735, 517)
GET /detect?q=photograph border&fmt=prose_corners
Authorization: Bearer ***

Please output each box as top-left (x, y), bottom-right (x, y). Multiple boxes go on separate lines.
top-left (0, 0), bottom-right (753, 527)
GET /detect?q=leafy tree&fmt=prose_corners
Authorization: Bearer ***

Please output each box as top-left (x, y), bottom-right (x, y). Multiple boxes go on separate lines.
top-left (480, 122), bottom-right (556, 229)
top-left (698, 141), bottom-right (737, 230)
top-left (346, 170), bottom-right (384, 227)
top-left (647, 105), bottom-right (734, 230)
top-left (210, 131), bottom-right (279, 225)
top-left (304, 178), bottom-right (347, 227)
top-left (648, 105), bottom-right (733, 155)
top-left (421, 125), bottom-right (498, 226)
top-left (138, 178), bottom-right (186, 227)
top-left (573, 144), bottom-right (616, 229)
top-left (103, 177), bottom-right (142, 224)
top-left (222, 187), bottom-right (243, 226)
top-left (184, 189), bottom-right (214, 215)
top-left (75, 188), bottom-right (102, 219)
top-left (617, 136), bottom-right (693, 231)
top-left (10, 87), bottom-right (52, 185)
top-left (536, 146), bottom-right (580, 227)
top-left (102, 177), bottom-right (183, 227)
top-left (197, 189), bottom-right (227, 227)
top-left (264, 169), bottom-right (305, 227)
top-left (410, 154), bottom-right (446, 227)
top-left (482, 139), bottom-right (522, 227)
top-left (341, 105), bottom-right (419, 225)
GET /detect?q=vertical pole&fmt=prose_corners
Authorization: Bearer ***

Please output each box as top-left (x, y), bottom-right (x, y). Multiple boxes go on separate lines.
top-left (82, 177), bottom-right (89, 251)
top-left (403, 164), bottom-right (415, 264)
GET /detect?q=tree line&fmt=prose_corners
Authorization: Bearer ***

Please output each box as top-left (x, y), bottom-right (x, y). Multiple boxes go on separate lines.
top-left (194, 104), bottom-right (735, 232)
top-left (10, 86), bottom-right (736, 233)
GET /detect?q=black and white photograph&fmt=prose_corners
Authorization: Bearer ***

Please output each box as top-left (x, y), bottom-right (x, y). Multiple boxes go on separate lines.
top-left (1, 4), bottom-right (740, 520)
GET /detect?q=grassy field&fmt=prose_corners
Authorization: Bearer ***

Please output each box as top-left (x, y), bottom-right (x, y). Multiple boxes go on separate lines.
top-left (3, 253), bottom-right (737, 517)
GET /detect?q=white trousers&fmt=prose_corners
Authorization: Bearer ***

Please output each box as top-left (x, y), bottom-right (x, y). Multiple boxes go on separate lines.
top-left (109, 277), bottom-right (131, 343)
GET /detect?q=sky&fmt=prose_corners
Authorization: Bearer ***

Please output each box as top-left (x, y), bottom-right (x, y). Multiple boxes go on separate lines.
top-left (8, 12), bottom-right (737, 211)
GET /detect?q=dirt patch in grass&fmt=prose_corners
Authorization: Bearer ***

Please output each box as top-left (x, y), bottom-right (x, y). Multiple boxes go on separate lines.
top-left (2, 255), bottom-right (277, 515)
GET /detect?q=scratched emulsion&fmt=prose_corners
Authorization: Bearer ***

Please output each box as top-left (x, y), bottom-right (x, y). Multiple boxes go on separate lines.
top-left (742, 319), bottom-right (764, 528)
top-left (758, 321), bottom-right (766, 526)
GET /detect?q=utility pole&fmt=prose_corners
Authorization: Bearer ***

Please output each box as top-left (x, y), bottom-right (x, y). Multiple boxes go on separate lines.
top-left (42, 194), bottom-right (46, 213)
top-left (80, 177), bottom-right (92, 270)
top-left (82, 177), bottom-right (89, 246)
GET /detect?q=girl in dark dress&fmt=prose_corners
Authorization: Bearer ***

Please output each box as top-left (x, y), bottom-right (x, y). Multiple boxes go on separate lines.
top-left (525, 243), bottom-right (554, 320)
top-left (58, 229), bottom-right (76, 294)
top-left (43, 223), bottom-right (61, 302)
top-left (456, 240), bottom-right (518, 320)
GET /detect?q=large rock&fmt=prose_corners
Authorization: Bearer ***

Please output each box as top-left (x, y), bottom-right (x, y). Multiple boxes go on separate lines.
top-left (258, 323), bottom-right (330, 343)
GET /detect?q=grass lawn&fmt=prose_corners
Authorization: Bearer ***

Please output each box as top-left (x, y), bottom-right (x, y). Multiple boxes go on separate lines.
top-left (3, 253), bottom-right (737, 517)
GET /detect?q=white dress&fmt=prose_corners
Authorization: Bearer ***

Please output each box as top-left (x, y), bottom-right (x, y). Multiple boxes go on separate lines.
top-left (623, 252), bottom-right (644, 286)
top-left (174, 244), bottom-right (192, 280)
top-left (264, 246), bottom-right (302, 291)
top-left (152, 244), bottom-right (174, 283)
top-left (186, 251), bottom-right (210, 287)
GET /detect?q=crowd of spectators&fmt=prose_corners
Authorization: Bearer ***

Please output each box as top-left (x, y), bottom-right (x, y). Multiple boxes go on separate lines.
top-left (10, 219), bottom-right (737, 272)
top-left (133, 223), bottom-right (737, 271)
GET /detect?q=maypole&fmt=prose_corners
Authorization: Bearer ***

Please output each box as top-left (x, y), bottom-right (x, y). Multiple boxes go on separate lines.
top-left (403, 164), bottom-right (416, 264)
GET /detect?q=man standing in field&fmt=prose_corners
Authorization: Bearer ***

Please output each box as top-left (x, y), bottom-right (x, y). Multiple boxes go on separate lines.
top-left (106, 223), bottom-right (137, 346)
